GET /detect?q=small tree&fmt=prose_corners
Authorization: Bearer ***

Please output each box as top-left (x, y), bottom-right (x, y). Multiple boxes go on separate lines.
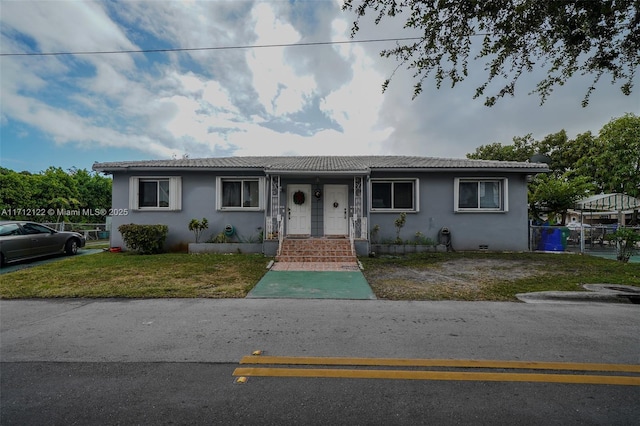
top-left (608, 228), bottom-right (640, 263)
top-left (188, 218), bottom-right (209, 243)
top-left (394, 212), bottom-right (406, 244)
top-left (529, 174), bottom-right (593, 225)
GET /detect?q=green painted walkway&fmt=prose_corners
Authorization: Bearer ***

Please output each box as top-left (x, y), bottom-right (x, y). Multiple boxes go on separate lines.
top-left (247, 271), bottom-right (376, 299)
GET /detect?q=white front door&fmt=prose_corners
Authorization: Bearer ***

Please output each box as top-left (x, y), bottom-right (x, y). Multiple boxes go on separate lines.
top-left (324, 184), bottom-right (348, 236)
top-left (287, 184), bottom-right (311, 235)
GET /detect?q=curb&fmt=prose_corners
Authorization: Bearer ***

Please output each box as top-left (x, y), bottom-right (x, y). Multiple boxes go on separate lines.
top-left (517, 284), bottom-right (640, 304)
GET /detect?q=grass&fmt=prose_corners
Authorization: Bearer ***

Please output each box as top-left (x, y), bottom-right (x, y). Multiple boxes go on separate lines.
top-left (0, 252), bottom-right (269, 299)
top-left (1, 251), bottom-right (639, 301)
top-left (360, 252), bottom-right (640, 301)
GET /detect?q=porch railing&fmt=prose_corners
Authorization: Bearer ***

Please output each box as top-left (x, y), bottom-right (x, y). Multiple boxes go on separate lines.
top-left (266, 216), bottom-right (275, 240)
top-left (277, 217), bottom-right (284, 257)
top-left (349, 218), bottom-right (356, 256)
top-left (266, 215), bottom-right (285, 256)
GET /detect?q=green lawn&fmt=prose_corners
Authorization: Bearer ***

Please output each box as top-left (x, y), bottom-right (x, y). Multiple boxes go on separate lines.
top-left (0, 252), bottom-right (269, 299)
top-left (1, 251), bottom-right (638, 301)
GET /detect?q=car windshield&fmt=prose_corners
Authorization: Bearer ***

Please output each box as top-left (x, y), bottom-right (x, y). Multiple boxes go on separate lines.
top-left (0, 224), bottom-right (21, 236)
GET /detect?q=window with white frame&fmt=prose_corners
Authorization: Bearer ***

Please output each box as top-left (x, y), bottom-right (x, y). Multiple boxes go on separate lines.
top-left (129, 177), bottom-right (182, 210)
top-left (454, 178), bottom-right (508, 212)
top-left (370, 179), bottom-right (418, 211)
top-left (217, 177), bottom-right (264, 210)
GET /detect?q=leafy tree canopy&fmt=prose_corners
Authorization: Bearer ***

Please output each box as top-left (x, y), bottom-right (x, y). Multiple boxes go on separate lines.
top-left (0, 167), bottom-right (112, 223)
top-left (528, 174), bottom-right (594, 224)
top-left (584, 112), bottom-right (640, 196)
top-left (468, 113), bottom-right (640, 223)
top-left (468, 113), bottom-right (640, 197)
top-left (343, 0), bottom-right (639, 106)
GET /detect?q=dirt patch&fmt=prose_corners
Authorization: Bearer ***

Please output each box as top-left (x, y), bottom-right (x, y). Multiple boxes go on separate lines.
top-left (364, 258), bottom-right (549, 300)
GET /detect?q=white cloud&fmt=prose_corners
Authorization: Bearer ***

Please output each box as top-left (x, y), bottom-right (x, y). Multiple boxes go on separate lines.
top-left (0, 0), bottom-right (638, 172)
top-left (2, 1), bottom-right (137, 70)
top-left (245, 3), bottom-right (317, 116)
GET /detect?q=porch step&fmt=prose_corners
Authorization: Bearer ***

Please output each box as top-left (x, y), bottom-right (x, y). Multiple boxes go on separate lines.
top-left (276, 238), bottom-right (356, 263)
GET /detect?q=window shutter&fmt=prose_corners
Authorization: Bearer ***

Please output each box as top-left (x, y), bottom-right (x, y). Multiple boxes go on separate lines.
top-left (216, 177), bottom-right (222, 210)
top-left (503, 179), bottom-right (509, 212)
top-left (169, 177), bottom-right (182, 211)
top-left (129, 177), bottom-right (139, 210)
top-left (258, 177), bottom-right (265, 210)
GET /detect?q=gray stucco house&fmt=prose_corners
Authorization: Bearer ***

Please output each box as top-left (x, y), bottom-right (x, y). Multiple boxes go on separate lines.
top-left (92, 156), bottom-right (548, 255)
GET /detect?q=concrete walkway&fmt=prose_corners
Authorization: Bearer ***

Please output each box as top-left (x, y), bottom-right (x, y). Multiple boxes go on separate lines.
top-left (247, 261), bottom-right (376, 299)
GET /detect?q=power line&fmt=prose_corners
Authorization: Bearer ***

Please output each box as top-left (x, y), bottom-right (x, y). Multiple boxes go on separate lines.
top-left (0, 37), bottom-right (424, 57)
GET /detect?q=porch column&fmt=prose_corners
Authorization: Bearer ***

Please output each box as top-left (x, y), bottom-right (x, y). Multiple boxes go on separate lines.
top-left (353, 176), bottom-right (367, 239)
top-left (266, 175), bottom-right (281, 239)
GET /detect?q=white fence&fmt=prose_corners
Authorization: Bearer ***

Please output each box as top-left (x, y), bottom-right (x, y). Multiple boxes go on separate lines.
top-left (42, 222), bottom-right (109, 240)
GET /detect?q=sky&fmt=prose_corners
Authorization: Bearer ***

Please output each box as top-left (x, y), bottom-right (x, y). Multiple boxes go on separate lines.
top-left (1, 0), bottom-right (638, 174)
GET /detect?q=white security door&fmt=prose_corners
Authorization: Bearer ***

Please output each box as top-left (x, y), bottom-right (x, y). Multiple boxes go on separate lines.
top-left (287, 184), bottom-right (311, 235)
top-left (324, 185), bottom-right (348, 236)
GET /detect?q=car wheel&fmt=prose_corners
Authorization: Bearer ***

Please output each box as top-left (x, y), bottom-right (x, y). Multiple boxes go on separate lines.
top-left (65, 239), bottom-right (79, 255)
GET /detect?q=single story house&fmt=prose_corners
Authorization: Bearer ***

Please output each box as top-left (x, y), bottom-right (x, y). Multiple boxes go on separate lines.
top-left (92, 156), bottom-right (548, 255)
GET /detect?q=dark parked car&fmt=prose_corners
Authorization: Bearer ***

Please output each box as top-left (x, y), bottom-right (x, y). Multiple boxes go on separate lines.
top-left (0, 221), bottom-right (86, 266)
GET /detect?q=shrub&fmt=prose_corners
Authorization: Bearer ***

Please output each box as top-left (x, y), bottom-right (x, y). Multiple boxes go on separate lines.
top-left (607, 227), bottom-right (640, 263)
top-left (207, 232), bottom-right (230, 243)
top-left (414, 231), bottom-right (435, 246)
top-left (118, 224), bottom-right (168, 254)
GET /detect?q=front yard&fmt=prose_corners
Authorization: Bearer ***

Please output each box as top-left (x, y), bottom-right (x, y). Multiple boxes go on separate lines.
top-left (0, 252), bottom-right (268, 299)
top-left (361, 252), bottom-right (640, 301)
top-left (1, 251), bottom-right (638, 301)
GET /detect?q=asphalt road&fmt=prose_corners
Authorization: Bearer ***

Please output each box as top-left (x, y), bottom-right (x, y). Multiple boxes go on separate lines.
top-left (1, 299), bottom-right (639, 425)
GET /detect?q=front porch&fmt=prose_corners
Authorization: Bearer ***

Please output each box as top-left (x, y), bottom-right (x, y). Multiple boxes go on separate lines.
top-left (277, 237), bottom-right (355, 262)
top-left (264, 175), bottom-right (369, 257)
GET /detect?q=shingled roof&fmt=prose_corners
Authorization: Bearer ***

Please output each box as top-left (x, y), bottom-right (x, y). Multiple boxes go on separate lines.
top-left (93, 155), bottom-right (548, 173)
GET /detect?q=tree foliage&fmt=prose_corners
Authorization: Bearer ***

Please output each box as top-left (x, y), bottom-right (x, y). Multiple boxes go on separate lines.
top-left (468, 113), bottom-right (640, 198)
top-left (468, 134), bottom-right (537, 162)
top-left (0, 167), bottom-right (112, 223)
top-left (468, 114), bottom-right (639, 224)
top-left (343, 0), bottom-right (639, 106)
top-left (583, 113), bottom-right (640, 197)
top-left (528, 174), bottom-right (594, 225)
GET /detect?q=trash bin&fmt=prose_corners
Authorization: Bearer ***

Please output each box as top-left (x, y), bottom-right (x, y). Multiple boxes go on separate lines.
top-left (537, 227), bottom-right (567, 251)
